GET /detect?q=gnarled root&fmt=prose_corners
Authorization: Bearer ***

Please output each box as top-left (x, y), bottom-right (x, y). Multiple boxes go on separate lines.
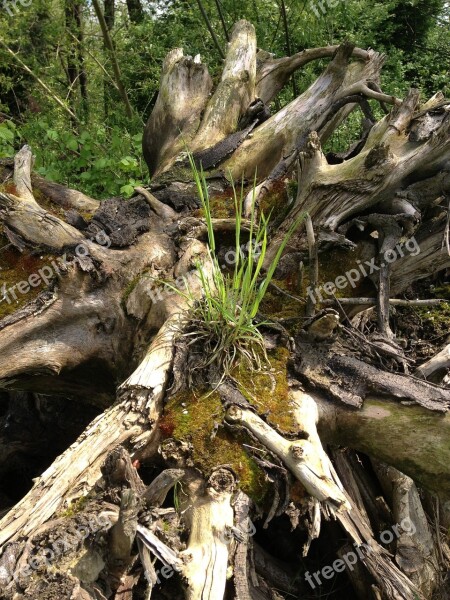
top-left (179, 467), bottom-right (236, 600)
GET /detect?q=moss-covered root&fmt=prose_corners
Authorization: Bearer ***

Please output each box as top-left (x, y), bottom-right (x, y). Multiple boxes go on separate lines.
top-left (313, 393), bottom-right (450, 498)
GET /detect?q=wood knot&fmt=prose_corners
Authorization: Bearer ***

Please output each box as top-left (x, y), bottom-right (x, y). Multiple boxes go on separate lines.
top-left (208, 467), bottom-right (236, 493)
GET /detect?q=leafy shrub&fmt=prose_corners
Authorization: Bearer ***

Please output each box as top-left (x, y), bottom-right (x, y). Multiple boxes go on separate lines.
top-left (5, 117), bottom-right (148, 198)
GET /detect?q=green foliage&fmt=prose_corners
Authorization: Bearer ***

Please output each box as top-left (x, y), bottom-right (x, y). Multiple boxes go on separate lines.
top-left (0, 120), bottom-right (18, 157)
top-left (12, 117), bottom-right (147, 198)
top-left (179, 154), bottom-right (305, 378)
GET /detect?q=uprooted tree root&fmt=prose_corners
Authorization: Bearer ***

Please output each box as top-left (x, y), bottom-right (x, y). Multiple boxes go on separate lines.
top-left (0, 18), bottom-right (450, 600)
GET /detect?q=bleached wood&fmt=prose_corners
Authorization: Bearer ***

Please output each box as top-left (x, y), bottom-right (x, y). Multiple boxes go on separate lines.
top-left (142, 48), bottom-right (212, 176)
top-left (256, 46), bottom-right (370, 104)
top-left (415, 343), bottom-right (450, 380)
top-left (225, 402), bottom-right (351, 511)
top-left (192, 20), bottom-right (257, 152)
top-left (180, 468), bottom-right (236, 600)
top-left (224, 45), bottom-right (385, 180)
top-left (0, 146), bottom-right (87, 250)
top-left (372, 463), bottom-right (440, 597)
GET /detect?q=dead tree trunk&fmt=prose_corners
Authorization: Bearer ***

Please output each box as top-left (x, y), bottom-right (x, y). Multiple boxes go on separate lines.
top-left (0, 20), bottom-right (449, 600)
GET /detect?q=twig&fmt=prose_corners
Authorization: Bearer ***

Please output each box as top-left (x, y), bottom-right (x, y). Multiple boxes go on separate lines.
top-left (92, 0), bottom-right (134, 119)
top-left (443, 195), bottom-right (450, 255)
top-left (305, 212), bottom-right (318, 318)
top-left (214, 0), bottom-right (229, 42)
top-left (279, 0), bottom-right (297, 96)
top-left (195, 0), bottom-right (225, 60)
top-left (0, 41), bottom-right (78, 122)
top-left (66, 30), bottom-right (120, 91)
top-left (268, 281), bottom-right (305, 303)
top-left (322, 298), bottom-right (447, 306)
top-left (342, 325), bottom-right (415, 363)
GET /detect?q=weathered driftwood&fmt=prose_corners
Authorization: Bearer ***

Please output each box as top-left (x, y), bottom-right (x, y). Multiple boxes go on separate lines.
top-left (415, 342), bottom-right (450, 382)
top-left (372, 462), bottom-right (440, 597)
top-left (225, 397), bottom-right (350, 512)
top-left (314, 392), bottom-right (450, 497)
top-left (179, 468), bottom-right (236, 600)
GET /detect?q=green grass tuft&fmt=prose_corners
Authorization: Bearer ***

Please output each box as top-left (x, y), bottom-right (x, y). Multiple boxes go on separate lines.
top-left (180, 153), bottom-right (306, 380)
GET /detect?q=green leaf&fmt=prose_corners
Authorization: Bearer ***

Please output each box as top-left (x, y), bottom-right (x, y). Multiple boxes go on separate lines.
top-left (66, 138), bottom-right (79, 151)
top-left (0, 144), bottom-right (14, 157)
top-left (120, 183), bottom-right (135, 197)
top-left (46, 129), bottom-right (59, 141)
top-left (0, 125), bottom-right (15, 142)
top-left (94, 158), bottom-right (109, 169)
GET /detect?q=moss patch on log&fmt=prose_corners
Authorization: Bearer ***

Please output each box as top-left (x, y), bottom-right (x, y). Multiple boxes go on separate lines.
top-left (232, 346), bottom-right (299, 434)
top-left (395, 293), bottom-right (450, 361)
top-left (159, 347), bottom-right (300, 503)
top-left (195, 189), bottom-right (235, 219)
top-left (259, 180), bottom-right (291, 219)
top-left (324, 397), bottom-right (450, 496)
top-left (58, 495), bottom-right (90, 518)
top-left (413, 298), bottom-right (450, 335)
top-left (259, 279), bottom-right (305, 326)
top-left (160, 389), bottom-right (269, 502)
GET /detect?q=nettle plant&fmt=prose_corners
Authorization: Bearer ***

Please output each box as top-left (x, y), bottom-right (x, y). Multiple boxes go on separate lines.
top-left (178, 153), bottom-right (305, 380)
top-left (0, 120), bottom-right (17, 157)
top-left (0, 118), bottom-right (147, 198)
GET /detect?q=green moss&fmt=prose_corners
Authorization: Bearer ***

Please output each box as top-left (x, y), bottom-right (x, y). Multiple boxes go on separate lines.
top-left (159, 346), bottom-right (299, 503)
top-left (154, 163), bottom-right (193, 185)
top-left (433, 284), bottom-right (450, 301)
top-left (258, 244), bottom-right (377, 325)
top-left (286, 244), bottom-right (376, 309)
top-left (195, 179), bottom-right (290, 221)
top-left (122, 274), bottom-right (142, 304)
top-left (58, 495), bottom-right (89, 518)
top-left (412, 300), bottom-right (450, 338)
top-left (314, 245), bottom-right (375, 300)
top-left (160, 389), bottom-right (269, 502)
top-left (232, 346), bottom-right (296, 434)
top-left (195, 189), bottom-right (235, 219)
top-left (336, 398), bottom-right (450, 497)
top-left (259, 180), bottom-right (289, 218)
top-left (259, 279), bottom-right (305, 326)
